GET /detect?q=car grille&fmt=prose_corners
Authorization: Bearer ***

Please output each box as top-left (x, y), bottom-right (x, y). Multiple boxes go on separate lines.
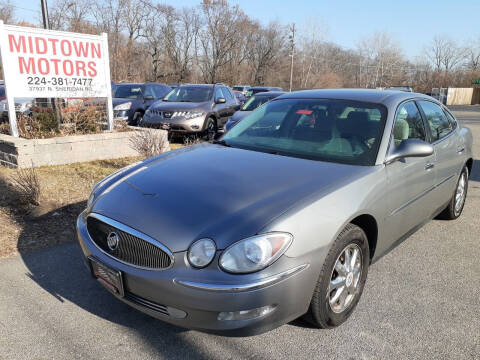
top-left (86, 216), bottom-right (172, 270)
top-left (148, 110), bottom-right (173, 118)
top-left (125, 292), bottom-right (170, 316)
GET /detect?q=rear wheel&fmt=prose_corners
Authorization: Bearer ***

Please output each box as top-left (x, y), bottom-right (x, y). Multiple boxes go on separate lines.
top-left (437, 166), bottom-right (468, 220)
top-left (305, 223), bottom-right (369, 328)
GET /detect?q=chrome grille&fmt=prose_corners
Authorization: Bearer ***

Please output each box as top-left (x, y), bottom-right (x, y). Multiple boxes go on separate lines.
top-left (86, 215), bottom-right (173, 270)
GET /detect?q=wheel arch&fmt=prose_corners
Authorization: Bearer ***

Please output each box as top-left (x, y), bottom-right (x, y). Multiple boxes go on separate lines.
top-left (350, 214), bottom-right (378, 263)
top-left (466, 158), bottom-right (473, 178)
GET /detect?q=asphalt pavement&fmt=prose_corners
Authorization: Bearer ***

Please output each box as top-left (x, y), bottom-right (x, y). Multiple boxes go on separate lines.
top-left (0, 110), bottom-right (479, 360)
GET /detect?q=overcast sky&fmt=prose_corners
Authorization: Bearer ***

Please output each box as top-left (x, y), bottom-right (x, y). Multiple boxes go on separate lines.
top-left (14, 0), bottom-right (480, 59)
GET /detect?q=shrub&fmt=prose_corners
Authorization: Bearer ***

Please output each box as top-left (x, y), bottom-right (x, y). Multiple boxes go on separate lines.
top-left (129, 129), bottom-right (169, 158)
top-left (10, 165), bottom-right (41, 206)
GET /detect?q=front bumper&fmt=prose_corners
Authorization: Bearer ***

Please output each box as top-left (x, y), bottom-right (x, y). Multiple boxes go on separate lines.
top-left (76, 211), bottom-right (321, 336)
top-left (141, 114), bottom-right (206, 133)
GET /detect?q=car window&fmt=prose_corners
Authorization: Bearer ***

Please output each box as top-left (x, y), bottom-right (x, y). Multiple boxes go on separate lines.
top-left (215, 87), bottom-right (225, 101)
top-left (113, 85), bottom-right (143, 99)
top-left (164, 86), bottom-right (213, 102)
top-left (222, 86), bottom-right (233, 101)
top-left (143, 85), bottom-right (155, 98)
top-left (222, 98), bottom-right (388, 166)
top-left (417, 100), bottom-right (452, 142)
top-left (443, 108), bottom-right (458, 130)
top-left (241, 96), bottom-right (273, 111)
top-left (393, 101), bottom-right (426, 146)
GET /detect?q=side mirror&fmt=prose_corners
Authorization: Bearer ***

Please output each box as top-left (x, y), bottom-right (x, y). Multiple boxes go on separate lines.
top-left (215, 97), bottom-right (226, 104)
top-left (385, 138), bottom-right (434, 164)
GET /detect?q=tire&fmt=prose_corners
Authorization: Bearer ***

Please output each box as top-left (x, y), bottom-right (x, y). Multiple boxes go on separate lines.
top-left (436, 166), bottom-right (469, 220)
top-left (305, 223), bottom-right (369, 328)
top-left (132, 111), bottom-right (143, 126)
top-left (204, 117), bottom-right (217, 141)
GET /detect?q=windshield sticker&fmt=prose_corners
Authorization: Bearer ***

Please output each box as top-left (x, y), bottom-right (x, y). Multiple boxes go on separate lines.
top-left (296, 110), bottom-right (312, 115)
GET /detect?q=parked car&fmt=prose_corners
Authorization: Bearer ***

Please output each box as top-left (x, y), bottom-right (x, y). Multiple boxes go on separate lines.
top-left (232, 85), bottom-right (251, 95)
top-left (112, 83), bottom-right (171, 125)
top-left (233, 91), bottom-right (247, 106)
top-left (141, 84), bottom-right (239, 140)
top-left (0, 95), bottom-right (34, 122)
top-left (246, 86), bottom-right (283, 97)
top-left (225, 91), bottom-right (285, 132)
top-left (77, 89), bottom-right (472, 336)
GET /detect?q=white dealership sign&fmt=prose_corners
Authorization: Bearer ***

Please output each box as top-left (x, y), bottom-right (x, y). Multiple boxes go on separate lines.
top-left (0, 22), bottom-right (113, 136)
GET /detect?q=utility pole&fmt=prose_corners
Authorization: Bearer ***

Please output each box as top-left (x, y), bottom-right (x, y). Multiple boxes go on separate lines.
top-left (40, 0), bottom-right (62, 123)
top-left (41, 0), bottom-right (50, 29)
top-left (288, 23), bottom-right (296, 92)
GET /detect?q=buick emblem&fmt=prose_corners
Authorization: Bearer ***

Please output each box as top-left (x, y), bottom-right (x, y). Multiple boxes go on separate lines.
top-left (164, 112), bottom-right (172, 118)
top-left (107, 232), bottom-right (120, 251)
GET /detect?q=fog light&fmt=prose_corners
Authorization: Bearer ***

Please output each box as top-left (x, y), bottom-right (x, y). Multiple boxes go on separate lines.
top-left (191, 125), bottom-right (200, 130)
top-left (217, 305), bottom-right (276, 321)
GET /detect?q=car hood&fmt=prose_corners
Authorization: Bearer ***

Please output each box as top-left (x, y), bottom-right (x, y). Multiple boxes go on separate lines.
top-left (230, 111), bottom-right (251, 123)
top-left (150, 101), bottom-right (209, 112)
top-left (113, 98), bottom-right (138, 107)
top-left (92, 144), bottom-right (374, 252)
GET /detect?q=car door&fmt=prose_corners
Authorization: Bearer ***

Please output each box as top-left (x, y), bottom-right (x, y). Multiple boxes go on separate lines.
top-left (214, 87), bottom-right (229, 125)
top-left (142, 85), bottom-right (156, 110)
top-left (384, 101), bottom-right (437, 247)
top-left (417, 100), bottom-right (460, 210)
top-left (222, 86), bottom-right (239, 113)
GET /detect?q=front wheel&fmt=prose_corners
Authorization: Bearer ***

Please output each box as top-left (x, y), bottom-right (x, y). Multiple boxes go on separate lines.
top-left (204, 117), bottom-right (217, 141)
top-left (305, 223), bottom-right (369, 328)
top-left (437, 166), bottom-right (469, 220)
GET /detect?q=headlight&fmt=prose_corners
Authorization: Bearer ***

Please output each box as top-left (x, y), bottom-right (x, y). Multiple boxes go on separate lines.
top-left (173, 111), bottom-right (205, 120)
top-left (219, 233), bottom-right (293, 274)
top-left (114, 102), bottom-right (132, 111)
top-left (188, 238), bottom-right (216, 268)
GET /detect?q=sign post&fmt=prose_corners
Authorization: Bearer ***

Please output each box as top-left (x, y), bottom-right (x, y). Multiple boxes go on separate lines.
top-left (0, 21), bottom-right (19, 137)
top-left (0, 22), bottom-right (113, 136)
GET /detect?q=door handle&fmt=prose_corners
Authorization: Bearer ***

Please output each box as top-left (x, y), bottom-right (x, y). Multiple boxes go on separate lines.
top-left (425, 163), bottom-right (435, 170)
top-left (457, 147), bottom-right (465, 154)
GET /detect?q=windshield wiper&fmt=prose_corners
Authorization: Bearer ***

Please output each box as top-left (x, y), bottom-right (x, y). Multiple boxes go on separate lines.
top-left (213, 139), bottom-right (231, 147)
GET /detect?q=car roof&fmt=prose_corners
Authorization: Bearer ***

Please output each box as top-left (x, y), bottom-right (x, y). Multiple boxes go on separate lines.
top-left (276, 89), bottom-right (432, 105)
top-left (255, 91), bottom-right (286, 97)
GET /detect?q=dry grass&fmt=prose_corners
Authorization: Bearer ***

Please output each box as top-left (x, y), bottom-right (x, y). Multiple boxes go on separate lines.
top-left (0, 139), bottom-right (188, 258)
top-left (0, 157), bottom-right (143, 258)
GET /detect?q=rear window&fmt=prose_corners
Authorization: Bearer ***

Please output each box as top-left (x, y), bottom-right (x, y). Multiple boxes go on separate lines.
top-left (222, 98), bottom-right (387, 166)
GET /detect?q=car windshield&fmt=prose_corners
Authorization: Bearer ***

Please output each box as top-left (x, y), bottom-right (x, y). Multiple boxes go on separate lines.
top-left (222, 98), bottom-right (387, 166)
top-left (114, 85), bottom-right (143, 99)
top-left (241, 95), bottom-right (273, 111)
top-left (163, 86), bottom-right (213, 102)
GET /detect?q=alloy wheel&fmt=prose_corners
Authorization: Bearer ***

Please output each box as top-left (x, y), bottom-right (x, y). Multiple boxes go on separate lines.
top-left (328, 244), bottom-right (362, 314)
top-left (454, 172), bottom-right (467, 216)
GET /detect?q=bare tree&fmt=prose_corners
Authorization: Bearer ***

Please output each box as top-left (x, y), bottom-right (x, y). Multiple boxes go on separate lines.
top-left (249, 22), bottom-right (286, 85)
top-left (426, 35), bottom-right (467, 72)
top-left (197, 0), bottom-right (246, 83)
top-left (0, 0), bottom-right (15, 24)
top-left (357, 32), bottom-right (405, 88)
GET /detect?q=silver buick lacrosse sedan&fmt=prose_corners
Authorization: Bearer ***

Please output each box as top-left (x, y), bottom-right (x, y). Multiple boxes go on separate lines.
top-left (77, 89), bottom-right (473, 336)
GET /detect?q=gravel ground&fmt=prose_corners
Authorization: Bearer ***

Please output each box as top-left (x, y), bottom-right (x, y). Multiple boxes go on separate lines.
top-left (0, 114), bottom-right (478, 360)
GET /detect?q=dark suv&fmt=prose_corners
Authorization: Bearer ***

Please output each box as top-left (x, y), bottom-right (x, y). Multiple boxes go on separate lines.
top-left (113, 83), bottom-right (171, 125)
top-left (141, 84), bottom-right (239, 140)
